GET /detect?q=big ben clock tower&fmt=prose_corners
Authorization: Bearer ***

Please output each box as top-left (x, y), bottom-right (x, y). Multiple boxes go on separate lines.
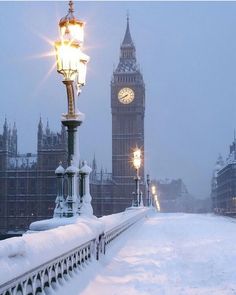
top-left (111, 17), bottom-right (145, 212)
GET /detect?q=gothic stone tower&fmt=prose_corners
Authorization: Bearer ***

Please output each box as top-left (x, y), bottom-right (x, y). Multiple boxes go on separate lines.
top-left (37, 118), bottom-right (67, 170)
top-left (111, 18), bottom-right (145, 212)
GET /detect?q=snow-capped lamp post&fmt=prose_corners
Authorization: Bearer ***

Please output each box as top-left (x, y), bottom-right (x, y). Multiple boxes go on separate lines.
top-left (54, 1), bottom-right (89, 217)
top-left (133, 148), bottom-right (142, 207)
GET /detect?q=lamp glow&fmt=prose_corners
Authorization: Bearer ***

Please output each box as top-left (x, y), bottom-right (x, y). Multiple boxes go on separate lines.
top-left (55, 40), bottom-right (80, 81)
top-left (60, 22), bottom-right (84, 44)
top-left (133, 148), bottom-right (141, 170)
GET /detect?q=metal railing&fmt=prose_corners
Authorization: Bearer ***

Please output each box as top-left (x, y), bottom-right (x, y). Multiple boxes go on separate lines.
top-left (0, 209), bottom-right (146, 295)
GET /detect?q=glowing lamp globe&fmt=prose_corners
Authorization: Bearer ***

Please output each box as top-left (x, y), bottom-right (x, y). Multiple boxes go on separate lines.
top-left (151, 185), bottom-right (156, 195)
top-left (55, 40), bottom-right (81, 81)
top-left (133, 148), bottom-right (141, 170)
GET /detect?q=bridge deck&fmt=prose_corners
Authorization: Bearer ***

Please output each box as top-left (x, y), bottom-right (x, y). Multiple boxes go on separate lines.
top-left (56, 213), bottom-right (236, 295)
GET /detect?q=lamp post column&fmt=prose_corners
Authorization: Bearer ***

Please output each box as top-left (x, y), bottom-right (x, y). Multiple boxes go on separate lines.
top-left (62, 119), bottom-right (82, 166)
top-left (136, 169), bottom-right (140, 206)
top-left (133, 148), bottom-right (142, 207)
top-left (147, 174), bottom-right (150, 207)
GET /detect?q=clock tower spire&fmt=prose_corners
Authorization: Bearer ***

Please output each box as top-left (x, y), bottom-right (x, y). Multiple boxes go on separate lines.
top-left (121, 15), bottom-right (134, 47)
top-left (111, 17), bottom-right (145, 213)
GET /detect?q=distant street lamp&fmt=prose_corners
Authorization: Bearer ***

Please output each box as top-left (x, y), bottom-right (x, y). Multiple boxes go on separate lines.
top-left (146, 174), bottom-right (150, 207)
top-left (151, 185), bottom-right (156, 195)
top-left (133, 148), bottom-right (142, 206)
top-left (54, 1), bottom-right (89, 217)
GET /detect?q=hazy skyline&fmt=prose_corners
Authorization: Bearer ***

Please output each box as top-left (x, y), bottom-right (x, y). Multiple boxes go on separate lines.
top-left (1, 1), bottom-right (236, 199)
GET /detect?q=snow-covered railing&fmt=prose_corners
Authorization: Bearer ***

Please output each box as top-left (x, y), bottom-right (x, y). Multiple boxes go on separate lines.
top-left (104, 210), bottom-right (146, 248)
top-left (0, 239), bottom-right (94, 295)
top-left (0, 208), bottom-right (147, 295)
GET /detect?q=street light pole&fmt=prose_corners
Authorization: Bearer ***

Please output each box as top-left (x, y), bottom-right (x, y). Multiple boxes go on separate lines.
top-left (135, 168), bottom-right (140, 206)
top-left (146, 174), bottom-right (150, 207)
top-left (54, 1), bottom-right (89, 217)
top-left (133, 148), bottom-right (142, 207)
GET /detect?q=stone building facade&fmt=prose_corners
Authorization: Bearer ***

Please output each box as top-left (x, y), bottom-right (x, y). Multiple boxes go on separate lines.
top-left (152, 178), bottom-right (193, 213)
top-left (0, 119), bottom-right (67, 237)
top-left (212, 137), bottom-right (236, 214)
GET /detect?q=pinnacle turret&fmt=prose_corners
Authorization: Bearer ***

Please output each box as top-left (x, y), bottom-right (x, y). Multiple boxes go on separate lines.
top-left (92, 153), bottom-right (97, 172)
top-left (38, 117), bottom-right (43, 136)
top-left (46, 120), bottom-right (50, 135)
top-left (3, 118), bottom-right (8, 138)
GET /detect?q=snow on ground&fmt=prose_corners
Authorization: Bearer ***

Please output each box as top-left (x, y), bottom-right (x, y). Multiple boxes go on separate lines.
top-left (55, 213), bottom-right (236, 295)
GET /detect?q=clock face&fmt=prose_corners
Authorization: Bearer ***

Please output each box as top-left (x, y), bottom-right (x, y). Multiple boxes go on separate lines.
top-left (118, 87), bottom-right (135, 104)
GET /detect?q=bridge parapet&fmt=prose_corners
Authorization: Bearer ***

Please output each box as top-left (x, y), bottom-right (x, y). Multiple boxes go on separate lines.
top-left (0, 208), bottom-right (148, 295)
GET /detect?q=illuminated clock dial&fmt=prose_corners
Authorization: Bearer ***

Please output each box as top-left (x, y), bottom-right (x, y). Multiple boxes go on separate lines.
top-left (118, 87), bottom-right (135, 104)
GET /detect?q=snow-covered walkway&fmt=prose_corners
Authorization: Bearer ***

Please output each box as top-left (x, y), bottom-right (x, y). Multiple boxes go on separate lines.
top-left (56, 213), bottom-right (236, 295)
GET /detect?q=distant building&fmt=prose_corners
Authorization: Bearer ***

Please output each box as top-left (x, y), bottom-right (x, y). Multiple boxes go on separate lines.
top-left (212, 137), bottom-right (236, 214)
top-left (90, 158), bottom-right (113, 216)
top-left (152, 178), bottom-right (193, 213)
top-left (0, 117), bottom-right (116, 237)
top-left (211, 154), bottom-right (224, 211)
top-left (0, 118), bottom-right (67, 237)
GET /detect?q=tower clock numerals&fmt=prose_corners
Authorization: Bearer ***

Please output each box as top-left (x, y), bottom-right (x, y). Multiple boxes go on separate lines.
top-left (118, 87), bottom-right (135, 104)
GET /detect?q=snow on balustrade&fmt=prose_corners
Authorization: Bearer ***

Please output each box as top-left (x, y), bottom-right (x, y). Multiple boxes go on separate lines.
top-left (100, 207), bottom-right (147, 232)
top-left (0, 207), bottom-right (148, 287)
top-left (0, 216), bottom-right (104, 285)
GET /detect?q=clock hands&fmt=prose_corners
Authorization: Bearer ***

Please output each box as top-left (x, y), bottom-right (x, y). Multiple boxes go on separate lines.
top-left (118, 88), bottom-right (134, 104)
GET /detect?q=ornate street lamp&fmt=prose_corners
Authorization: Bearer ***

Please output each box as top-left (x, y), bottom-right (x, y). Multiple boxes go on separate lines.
top-left (133, 148), bottom-right (142, 207)
top-left (54, 1), bottom-right (89, 217)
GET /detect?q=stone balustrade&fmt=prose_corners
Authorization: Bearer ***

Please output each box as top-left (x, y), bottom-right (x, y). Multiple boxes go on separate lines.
top-left (0, 208), bottom-right (148, 295)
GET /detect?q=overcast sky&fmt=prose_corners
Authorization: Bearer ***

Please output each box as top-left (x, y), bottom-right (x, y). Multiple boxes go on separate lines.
top-left (1, 1), bottom-right (236, 199)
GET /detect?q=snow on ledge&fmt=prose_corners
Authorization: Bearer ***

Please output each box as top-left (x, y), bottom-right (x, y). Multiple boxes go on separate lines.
top-left (0, 217), bottom-right (104, 285)
top-left (0, 208), bottom-right (148, 285)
